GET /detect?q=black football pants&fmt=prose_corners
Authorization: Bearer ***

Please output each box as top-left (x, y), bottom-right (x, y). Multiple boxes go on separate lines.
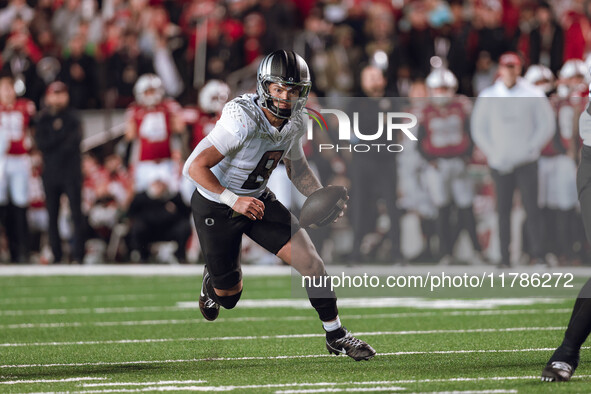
top-left (491, 161), bottom-right (543, 264)
top-left (42, 178), bottom-right (84, 262)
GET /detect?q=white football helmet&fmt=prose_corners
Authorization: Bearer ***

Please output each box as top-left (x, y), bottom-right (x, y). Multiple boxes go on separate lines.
top-left (257, 50), bottom-right (311, 119)
top-left (199, 80), bottom-right (230, 114)
top-left (426, 68), bottom-right (457, 105)
top-left (426, 68), bottom-right (458, 94)
top-left (559, 59), bottom-right (587, 80)
top-left (133, 74), bottom-right (165, 107)
top-left (524, 65), bottom-right (555, 94)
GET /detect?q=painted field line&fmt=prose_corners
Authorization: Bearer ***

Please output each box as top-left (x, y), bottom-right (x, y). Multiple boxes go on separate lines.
top-left (293, 391), bottom-right (519, 394)
top-left (0, 318), bottom-right (283, 330)
top-left (0, 293), bottom-right (195, 305)
top-left (0, 306), bottom-right (190, 316)
top-left (0, 305), bottom-right (572, 318)
top-left (4, 347), bottom-right (591, 369)
top-left (70, 375), bottom-right (591, 393)
top-left (0, 377), bottom-right (106, 385)
top-left (0, 326), bottom-right (567, 347)
top-left (74, 380), bottom-right (527, 391)
top-left (274, 388), bottom-right (405, 393)
top-left (77, 386), bottom-right (400, 393)
top-left (0, 296), bottom-right (566, 308)
top-left (406, 391), bottom-right (517, 394)
top-left (179, 298), bottom-right (566, 310)
top-left (0, 308), bottom-right (573, 330)
top-left (82, 381), bottom-right (206, 387)
top-left (0, 317), bottom-right (312, 329)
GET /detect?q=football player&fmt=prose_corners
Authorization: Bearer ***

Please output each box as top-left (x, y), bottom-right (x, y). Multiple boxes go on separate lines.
top-left (524, 65), bottom-right (555, 96)
top-left (190, 80), bottom-right (231, 149)
top-left (0, 74), bottom-right (36, 262)
top-left (542, 68), bottom-right (591, 382)
top-left (525, 64), bottom-right (578, 266)
top-left (180, 80), bottom-right (231, 205)
top-left (183, 50), bottom-right (376, 361)
top-left (125, 74), bottom-right (185, 193)
top-left (398, 79), bottom-right (439, 262)
top-left (419, 69), bottom-right (484, 265)
top-left (556, 59), bottom-right (588, 99)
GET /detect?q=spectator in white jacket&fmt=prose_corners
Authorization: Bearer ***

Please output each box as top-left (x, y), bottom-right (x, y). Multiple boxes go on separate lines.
top-left (471, 52), bottom-right (554, 268)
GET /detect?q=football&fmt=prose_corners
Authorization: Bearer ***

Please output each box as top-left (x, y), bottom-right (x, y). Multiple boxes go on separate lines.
top-left (299, 186), bottom-right (348, 228)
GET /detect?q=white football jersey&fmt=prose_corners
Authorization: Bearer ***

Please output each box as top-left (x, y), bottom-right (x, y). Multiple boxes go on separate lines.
top-left (184, 94), bottom-right (306, 202)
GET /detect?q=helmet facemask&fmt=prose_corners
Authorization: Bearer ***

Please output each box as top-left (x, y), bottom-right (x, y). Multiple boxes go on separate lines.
top-left (257, 75), bottom-right (311, 119)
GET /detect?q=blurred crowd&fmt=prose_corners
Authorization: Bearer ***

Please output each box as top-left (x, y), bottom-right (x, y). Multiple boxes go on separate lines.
top-left (1, 0), bottom-right (591, 266)
top-left (2, 0), bottom-right (591, 105)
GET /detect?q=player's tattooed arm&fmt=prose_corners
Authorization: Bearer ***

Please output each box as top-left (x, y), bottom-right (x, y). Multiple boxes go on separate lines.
top-left (283, 156), bottom-right (322, 197)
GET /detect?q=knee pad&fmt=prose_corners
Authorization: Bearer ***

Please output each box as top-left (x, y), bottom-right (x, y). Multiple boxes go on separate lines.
top-left (217, 290), bottom-right (242, 310)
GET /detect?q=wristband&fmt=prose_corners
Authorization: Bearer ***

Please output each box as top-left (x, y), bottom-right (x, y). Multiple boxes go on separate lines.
top-left (219, 188), bottom-right (239, 208)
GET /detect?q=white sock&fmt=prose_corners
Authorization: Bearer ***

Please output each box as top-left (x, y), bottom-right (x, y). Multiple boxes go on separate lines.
top-left (322, 316), bottom-right (342, 332)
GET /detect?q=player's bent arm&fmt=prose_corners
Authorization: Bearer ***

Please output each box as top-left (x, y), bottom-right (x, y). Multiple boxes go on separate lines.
top-left (185, 143), bottom-right (265, 220)
top-left (125, 118), bottom-right (137, 141)
top-left (283, 156), bottom-right (322, 197)
top-left (187, 144), bottom-right (226, 195)
top-left (171, 112), bottom-right (186, 134)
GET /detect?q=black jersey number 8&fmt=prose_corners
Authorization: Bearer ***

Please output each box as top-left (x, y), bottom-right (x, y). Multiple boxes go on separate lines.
top-left (241, 150), bottom-right (284, 190)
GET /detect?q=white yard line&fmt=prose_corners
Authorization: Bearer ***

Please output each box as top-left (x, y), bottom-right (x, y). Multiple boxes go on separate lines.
top-left (82, 381), bottom-right (206, 387)
top-left (66, 375), bottom-right (590, 393)
top-left (0, 377), bottom-right (106, 385)
top-left (0, 317), bottom-right (309, 329)
top-left (407, 391), bottom-right (517, 394)
top-left (273, 388), bottom-right (406, 393)
top-left (179, 298), bottom-right (566, 310)
top-left (3, 347), bottom-right (590, 369)
top-left (0, 306), bottom-right (191, 316)
top-left (0, 307), bottom-right (573, 330)
top-left (0, 293), bottom-right (195, 305)
top-left (0, 295), bottom-right (567, 308)
top-left (0, 326), bottom-right (567, 347)
top-left (0, 306), bottom-right (572, 318)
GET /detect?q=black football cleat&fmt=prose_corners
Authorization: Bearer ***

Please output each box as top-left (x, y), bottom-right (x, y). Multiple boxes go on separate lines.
top-left (541, 361), bottom-right (575, 382)
top-left (199, 266), bottom-right (219, 321)
top-left (326, 327), bottom-right (376, 361)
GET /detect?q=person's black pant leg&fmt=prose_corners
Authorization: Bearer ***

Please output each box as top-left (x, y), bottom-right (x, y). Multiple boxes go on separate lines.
top-left (191, 190), bottom-right (248, 290)
top-left (65, 179), bottom-right (85, 261)
top-left (516, 161), bottom-right (544, 259)
top-left (43, 180), bottom-right (62, 262)
top-left (491, 169), bottom-right (516, 264)
top-left (129, 218), bottom-right (151, 260)
top-left (169, 218), bottom-right (192, 261)
top-left (9, 205), bottom-right (29, 262)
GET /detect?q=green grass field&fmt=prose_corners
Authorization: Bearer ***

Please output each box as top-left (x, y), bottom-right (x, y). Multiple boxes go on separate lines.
top-left (1, 271), bottom-right (590, 393)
